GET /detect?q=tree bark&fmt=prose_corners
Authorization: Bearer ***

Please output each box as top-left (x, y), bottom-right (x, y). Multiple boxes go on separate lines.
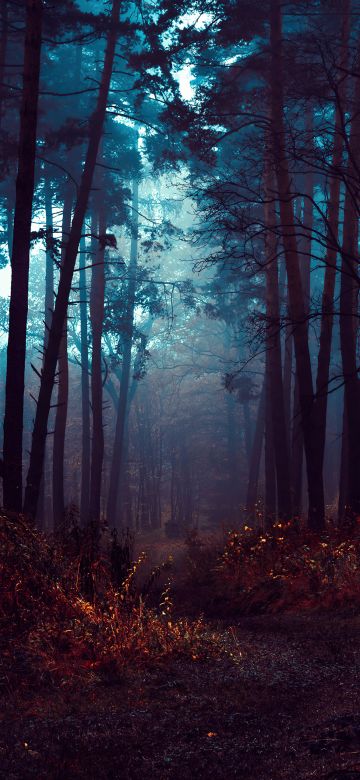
top-left (264, 145), bottom-right (292, 519)
top-left (291, 379), bottom-right (303, 517)
top-left (270, 0), bottom-right (324, 530)
top-left (37, 173), bottom-right (54, 528)
top-left (79, 234), bottom-right (91, 526)
top-left (52, 183), bottom-right (73, 530)
top-left (226, 390), bottom-right (239, 520)
top-left (23, 0), bottom-right (121, 519)
top-left (314, 2), bottom-right (350, 498)
top-left (291, 127), bottom-right (313, 518)
top-left (264, 359), bottom-right (276, 528)
top-left (3, 0), bottom-right (43, 511)
top-left (0, 0), bottom-right (9, 130)
top-left (339, 62), bottom-right (360, 523)
top-left (89, 195), bottom-right (106, 523)
top-left (282, 289), bottom-right (292, 455)
top-left (338, 395), bottom-right (349, 524)
top-left (107, 178), bottom-right (139, 523)
top-left (246, 380), bottom-right (265, 522)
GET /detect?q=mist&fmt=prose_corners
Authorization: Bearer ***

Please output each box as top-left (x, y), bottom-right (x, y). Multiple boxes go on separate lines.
top-left (2, 3), bottom-right (360, 777)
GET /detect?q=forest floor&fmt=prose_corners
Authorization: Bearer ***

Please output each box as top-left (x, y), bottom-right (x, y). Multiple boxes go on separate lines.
top-left (1, 611), bottom-right (360, 779)
top-left (2, 531), bottom-right (360, 779)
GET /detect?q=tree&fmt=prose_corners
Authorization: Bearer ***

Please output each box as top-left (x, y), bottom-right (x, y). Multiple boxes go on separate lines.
top-left (89, 171), bottom-right (106, 523)
top-left (270, 0), bottom-right (325, 530)
top-left (79, 234), bottom-right (90, 525)
top-left (339, 51), bottom-right (360, 523)
top-left (3, 0), bottom-right (43, 511)
top-left (263, 142), bottom-right (291, 520)
top-left (24, 0), bottom-right (122, 519)
top-left (107, 177), bottom-right (139, 523)
top-left (52, 179), bottom-right (73, 529)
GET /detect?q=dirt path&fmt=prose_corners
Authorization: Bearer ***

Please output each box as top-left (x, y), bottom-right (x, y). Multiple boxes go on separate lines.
top-left (1, 612), bottom-right (360, 779)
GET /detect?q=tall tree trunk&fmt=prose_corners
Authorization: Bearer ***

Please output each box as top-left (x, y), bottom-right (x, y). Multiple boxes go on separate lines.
top-left (270, 0), bottom-right (324, 530)
top-left (290, 194), bottom-right (304, 515)
top-left (0, 0), bottom-right (9, 129)
top-left (264, 360), bottom-right (276, 528)
top-left (37, 173), bottom-right (54, 527)
top-left (52, 183), bottom-right (73, 530)
top-left (226, 391), bottom-right (238, 520)
top-left (283, 287), bottom-right (292, 453)
top-left (113, 328), bottom-right (152, 527)
top-left (79, 234), bottom-right (91, 525)
top-left (116, 419), bottom-right (131, 527)
top-left (6, 198), bottom-right (13, 259)
top-left (107, 178), bottom-right (139, 523)
top-left (3, 0), bottom-right (43, 511)
top-left (264, 145), bottom-right (292, 519)
top-left (52, 45), bottom-right (83, 530)
top-left (23, 0), bottom-right (121, 519)
top-left (314, 2), bottom-right (350, 500)
top-left (291, 380), bottom-right (303, 517)
top-left (246, 380), bottom-right (265, 521)
top-left (291, 113), bottom-right (314, 517)
top-left (338, 396), bottom-right (349, 524)
top-left (225, 328), bottom-right (239, 520)
top-left (301, 112), bottom-right (314, 315)
top-left (339, 64), bottom-right (360, 523)
top-left (44, 176), bottom-right (54, 349)
top-left (89, 195), bottom-right (106, 523)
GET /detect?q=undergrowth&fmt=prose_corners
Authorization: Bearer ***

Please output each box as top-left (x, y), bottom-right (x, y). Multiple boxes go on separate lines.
top-left (183, 522), bottom-right (360, 615)
top-left (0, 514), bottom-right (228, 696)
top-left (3, 511), bottom-right (357, 700)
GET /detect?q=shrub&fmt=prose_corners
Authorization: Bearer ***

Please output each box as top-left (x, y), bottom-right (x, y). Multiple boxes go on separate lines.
top-left (217, 522), bottom-right (360, 612)
top-left (0, 513), bottom-right (227, 694)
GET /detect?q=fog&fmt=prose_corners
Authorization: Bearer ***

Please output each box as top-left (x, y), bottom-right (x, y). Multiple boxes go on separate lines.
top-left (0, 0), bottom-right (358, 534)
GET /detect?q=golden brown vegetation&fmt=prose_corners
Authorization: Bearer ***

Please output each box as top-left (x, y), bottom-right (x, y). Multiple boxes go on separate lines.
top-left (181, 522), bottom-right (360, 615)
top-left (0, 514), bottom-right (236, 696)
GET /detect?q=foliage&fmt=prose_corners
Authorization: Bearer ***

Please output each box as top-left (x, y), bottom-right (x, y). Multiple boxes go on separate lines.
top-left (217, 522), bottom-right (360, 613)
top-left (179, 523), bottom-right (360, 616)
top-left (0, 514), bottom-right (228, 695)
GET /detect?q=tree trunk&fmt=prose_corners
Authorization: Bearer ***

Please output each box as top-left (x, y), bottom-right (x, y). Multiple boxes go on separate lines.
top-left (107, 178), bottom-right (139, 523)
top-left (246, 380), bottom-right (265, 522)
top-left (44, 176), bottom-right (54, 349)
top-left (52, 183), bottom-right (73, 530)
top-left (338, 395), bottom-right (348, 524)
top-left (291, 379), bottom-right (303, 517)
top-left (37, 173), bottom-right (54, 527)
top-left (270, 0), bottom-right (324, 530)
top-left (339, 63), bottom-right (360, 523)
top-left (282, 292), bottom-right (292, 455)
top-left (0, 0), bottom-right (9, 129)
top-left (89, 195), bottom-right (106, 523)
top-left (264, 360), bottom-right (276, 528)
top-left (314, 2), bottom-right (350, 497)
top-left (3, 0), bottom-right (43, 511)
top-left (79, 234), bottom-right (91, 526)
top-left (264, 145), bottom-right (292, 519)
top-left (225, 328), bottom-right (239, 520)
top-left (226, 390), bottom-right (238, 520)
top-left (23, 0), bottom-right (121, 519)
top-left (292, 113), bottom-right (314, 518)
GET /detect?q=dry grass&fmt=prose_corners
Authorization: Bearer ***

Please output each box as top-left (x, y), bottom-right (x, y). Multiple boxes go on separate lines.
top-left (2, 516), bottom-right (360, 778)
top-left (175, 521), bottom-right (360, 616)
top-left (0, 513), bottom-right (234, 698)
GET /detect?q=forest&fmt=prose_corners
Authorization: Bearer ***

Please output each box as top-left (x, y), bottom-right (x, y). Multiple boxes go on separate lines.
top-left (2, 0), bottom-right (360, 778)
